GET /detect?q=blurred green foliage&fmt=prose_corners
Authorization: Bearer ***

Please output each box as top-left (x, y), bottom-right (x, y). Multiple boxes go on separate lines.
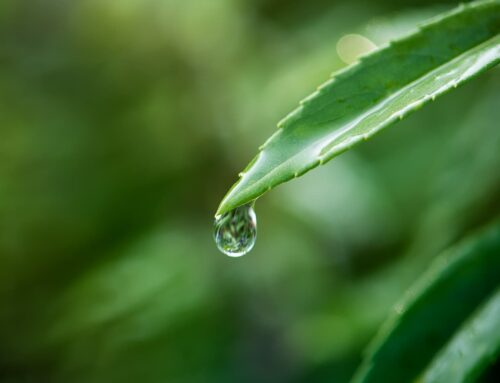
top-left (354, 220), bottom-right (500, 383)
top-left (0, 1), bottom-right (498, 382)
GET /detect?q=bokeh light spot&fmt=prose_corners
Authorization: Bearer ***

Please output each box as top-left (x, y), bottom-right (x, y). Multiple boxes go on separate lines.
top-left (336, 34), bottom-right (377, 64)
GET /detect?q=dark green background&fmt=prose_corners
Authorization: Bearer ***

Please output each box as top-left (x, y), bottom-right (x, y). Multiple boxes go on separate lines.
top-left (1, 0), bottom-right (499, 382)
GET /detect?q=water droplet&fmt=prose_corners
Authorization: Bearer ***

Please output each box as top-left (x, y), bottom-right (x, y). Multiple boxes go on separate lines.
top-left (214, 203), bottom-right (257, 257)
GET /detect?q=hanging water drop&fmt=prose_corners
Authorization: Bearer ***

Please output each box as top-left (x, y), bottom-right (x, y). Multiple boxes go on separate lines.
top-left (213, 203), bottom-right (257, 257)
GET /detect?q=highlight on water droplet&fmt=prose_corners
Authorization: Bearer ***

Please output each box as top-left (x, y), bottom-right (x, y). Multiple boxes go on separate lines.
top-left (213, 203), bottom-right (257, 257)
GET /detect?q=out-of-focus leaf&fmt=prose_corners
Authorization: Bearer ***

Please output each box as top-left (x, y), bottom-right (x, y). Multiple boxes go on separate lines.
top-left (420, 287), bottom-right (500, 383)
top-left (352, 221), bottom-right (500, 383)
top-left (216, 0), bottom-right (500, 215)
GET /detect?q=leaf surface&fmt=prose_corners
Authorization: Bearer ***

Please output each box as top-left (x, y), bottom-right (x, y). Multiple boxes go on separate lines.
top-left (420, 287), bottom-right (500, 383)
top-left (352, 221), bottom-right (500, 383)
top-left (217, 0), bottom-right (500, 215)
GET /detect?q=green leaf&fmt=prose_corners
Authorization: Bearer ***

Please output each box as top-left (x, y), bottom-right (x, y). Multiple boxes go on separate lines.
top-left (352, 221), bottom-right (500, 383)
top-left (216, 0), bottom-right (500, 216)
top-left (419, 287), bottom-right (500, 383)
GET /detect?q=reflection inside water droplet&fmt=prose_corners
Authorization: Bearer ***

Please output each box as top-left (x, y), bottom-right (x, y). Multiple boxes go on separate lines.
top-left (214, 203), bottom-right (257, 257)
